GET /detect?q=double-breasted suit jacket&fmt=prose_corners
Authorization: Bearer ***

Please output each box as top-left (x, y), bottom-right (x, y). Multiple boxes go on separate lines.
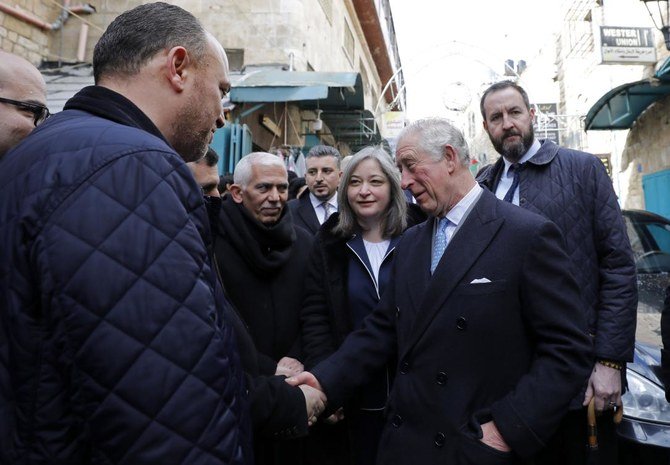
top-left (312, 189), bottom-right (593, 465)
top-left (287, 194), bottom-right (321, 235)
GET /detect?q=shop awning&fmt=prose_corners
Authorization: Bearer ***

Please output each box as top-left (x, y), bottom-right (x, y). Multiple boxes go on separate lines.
top-left (230, 70), bottom-right (364, 110)
top-left (318, 109), bottom-right (382, 152)
top-left (585, 56), bottom-right (670, 130)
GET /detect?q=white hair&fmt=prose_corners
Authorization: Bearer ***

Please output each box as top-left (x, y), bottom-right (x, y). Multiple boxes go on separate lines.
top-left (233, 152), bottom-right (286, 187)
top-left (397, 117), bottom-right (470, 166)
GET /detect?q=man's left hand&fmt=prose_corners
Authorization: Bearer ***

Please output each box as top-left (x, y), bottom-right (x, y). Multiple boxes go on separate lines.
top-left (480, 421), bottom-right (512, 452)
top-left (275, 356), bottom-right (304, 377)
top-left (582, 362), bottom-right (622, 413)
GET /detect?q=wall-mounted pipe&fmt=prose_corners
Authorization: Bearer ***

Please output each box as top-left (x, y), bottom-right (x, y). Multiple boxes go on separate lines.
top-left (76, 23), bottom-right (88, 62)
top-left (0, 1), bottom-right (95, 31)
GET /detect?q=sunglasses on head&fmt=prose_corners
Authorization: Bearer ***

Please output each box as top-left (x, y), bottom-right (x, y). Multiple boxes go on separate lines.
top-left (0, 96), bottom-right (51, 126)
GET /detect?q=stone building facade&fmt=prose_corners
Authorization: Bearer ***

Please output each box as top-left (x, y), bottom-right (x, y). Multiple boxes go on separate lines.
top-left (0, 1), bottom-right (52, 65)
top-left (2, 0), bottom-right (404, 156)
top-left (463, 0), bottom-right (670, 212)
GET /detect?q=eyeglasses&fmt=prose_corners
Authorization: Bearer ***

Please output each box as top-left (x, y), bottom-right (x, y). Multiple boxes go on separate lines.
top-left (0, 97), bottom-right (51, 126)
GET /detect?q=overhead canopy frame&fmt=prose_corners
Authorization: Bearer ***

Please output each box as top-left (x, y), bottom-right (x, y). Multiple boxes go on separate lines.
top-left (585, 56), bottom-right (670, 130)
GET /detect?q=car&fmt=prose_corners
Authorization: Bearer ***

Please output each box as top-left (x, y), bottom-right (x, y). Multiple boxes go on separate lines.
top-left (618, 209), bottom-right (670, 464)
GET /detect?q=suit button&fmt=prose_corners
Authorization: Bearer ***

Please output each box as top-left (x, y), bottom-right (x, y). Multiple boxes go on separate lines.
top-left (434, 432), bottom-right (446, 448)
top-left (400, 361), bottom-right (410, 374)
top-left (456, 317), bottom-right (467, 330)
top-left (435, 371), bottom-right (448, 385)
top-left (391, 414), bottom-right (403, 428)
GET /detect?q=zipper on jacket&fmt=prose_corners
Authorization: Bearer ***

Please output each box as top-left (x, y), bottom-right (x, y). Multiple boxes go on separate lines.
top-left (346, 240), bottom-right (396, 300)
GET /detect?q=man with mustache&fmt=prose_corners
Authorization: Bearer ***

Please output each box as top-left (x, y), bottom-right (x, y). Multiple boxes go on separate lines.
top-left (477, 81), bottom-right (637, 465)
top-left (213, 152), bottom-right (314, 463)
top-left (288, 145), bottom-right (342, 235)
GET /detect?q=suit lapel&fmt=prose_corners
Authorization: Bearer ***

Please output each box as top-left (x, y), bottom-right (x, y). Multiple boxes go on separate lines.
top-left (299, 196), bottom-right (320, 234)
top-left (403, 191), bottom-right (504, 354)
top-left (401, 221), bottom-right (433, 311)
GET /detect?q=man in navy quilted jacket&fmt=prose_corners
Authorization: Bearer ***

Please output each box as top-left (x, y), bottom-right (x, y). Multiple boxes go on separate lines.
top-left (477, 80), bottom-right (637, 465)
top-left (0, 2), bottom-right (252, 464)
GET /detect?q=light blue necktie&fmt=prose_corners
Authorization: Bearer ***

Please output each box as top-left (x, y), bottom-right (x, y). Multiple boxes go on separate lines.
top-left (430, 217), bottom-right (450, 274)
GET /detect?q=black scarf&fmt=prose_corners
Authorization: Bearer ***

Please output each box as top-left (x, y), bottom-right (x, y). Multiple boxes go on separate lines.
top-left (218, 196), bottom-right (297, 275)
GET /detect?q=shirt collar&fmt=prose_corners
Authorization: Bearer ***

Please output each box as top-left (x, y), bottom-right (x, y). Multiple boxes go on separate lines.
top-left (443, 183), bottom-right (483, 228)
top-left (309, 192), bottom-right (338, 209)
top-left (502, 138), bottom-right (541, 177)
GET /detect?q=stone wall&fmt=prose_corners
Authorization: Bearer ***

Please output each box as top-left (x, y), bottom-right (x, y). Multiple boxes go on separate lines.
top-left (0, 1), bottom-right (53, 65)
top-left (621, 94), bottom-right (670, 210)
top-left (47, 0), bottom-right (382, 111)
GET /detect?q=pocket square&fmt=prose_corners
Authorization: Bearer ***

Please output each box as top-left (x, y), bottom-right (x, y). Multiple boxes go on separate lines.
top-left (470, 278), bottom-right (492, 284)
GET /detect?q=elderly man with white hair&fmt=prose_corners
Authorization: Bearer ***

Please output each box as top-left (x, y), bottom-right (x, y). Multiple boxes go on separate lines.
top-left (212, 152), bottom-right (315, 463)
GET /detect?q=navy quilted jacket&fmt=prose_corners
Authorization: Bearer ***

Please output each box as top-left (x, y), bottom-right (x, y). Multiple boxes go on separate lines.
top-left (0, 87), bottom-right (252, 464)
top-left (477, 139), bottom-right (637, 362)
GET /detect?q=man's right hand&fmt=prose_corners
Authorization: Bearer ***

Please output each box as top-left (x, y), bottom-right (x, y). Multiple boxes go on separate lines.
top-left (287, 371), bottom-right (328, 426)
top-left (297, 383), bottom-right (327, 426)
top-left (286, 370), bottom-right (323, 391)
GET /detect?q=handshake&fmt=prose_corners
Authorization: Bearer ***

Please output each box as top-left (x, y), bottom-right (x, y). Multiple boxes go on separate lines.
top-left (276, 357), bottom-right (335, 427)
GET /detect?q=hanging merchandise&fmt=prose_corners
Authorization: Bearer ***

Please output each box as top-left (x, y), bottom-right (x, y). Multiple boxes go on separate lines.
top-left (293, 150), bottom-right (306, 177)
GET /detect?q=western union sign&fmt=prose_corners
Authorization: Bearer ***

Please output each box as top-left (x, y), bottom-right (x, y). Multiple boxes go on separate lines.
top-left (600, 26), bottom-right (657, 64)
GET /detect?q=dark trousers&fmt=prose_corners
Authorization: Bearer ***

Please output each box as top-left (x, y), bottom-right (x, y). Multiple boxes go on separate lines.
top-left (349, 410), bottom-right (385, 465)
top-left (531, 408), bottom-right (618, 465)
top-left (303, 420), bottom-right (352, 465)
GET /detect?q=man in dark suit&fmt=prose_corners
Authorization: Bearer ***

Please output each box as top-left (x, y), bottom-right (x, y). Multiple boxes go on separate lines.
top-left (287, 145), bottom-right (341, 234)
top-left (288, 118), bottom-right (593, 464)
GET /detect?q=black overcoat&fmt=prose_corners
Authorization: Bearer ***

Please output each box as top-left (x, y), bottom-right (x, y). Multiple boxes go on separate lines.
top-left (313, 189), bottom-right (593, 464)
top-left (214, 197), bottom-right (313, 373)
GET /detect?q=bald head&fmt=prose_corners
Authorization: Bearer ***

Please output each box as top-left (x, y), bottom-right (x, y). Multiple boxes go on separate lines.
top-left (0, 51), bottom-right (48, 158)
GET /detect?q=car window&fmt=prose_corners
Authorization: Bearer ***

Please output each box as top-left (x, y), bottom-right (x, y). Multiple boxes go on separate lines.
top-left (648, 223), bottom-right (670, 255)
top-left (624, 212), bottom-right (670, 347)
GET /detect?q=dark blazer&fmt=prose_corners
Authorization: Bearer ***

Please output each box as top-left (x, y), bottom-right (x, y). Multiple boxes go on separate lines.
top-left (312, 189), bottom-right (593, 464)
top-left (288, 194), bottom-right (321, 235)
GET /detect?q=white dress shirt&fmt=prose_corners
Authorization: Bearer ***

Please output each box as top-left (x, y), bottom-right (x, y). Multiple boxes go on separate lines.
top-left (494, 138), bottom-right (541, 205)
top-left (432, 183), bottom-right (483, 254)
top-left (309, 192), bottom-right (338, 224)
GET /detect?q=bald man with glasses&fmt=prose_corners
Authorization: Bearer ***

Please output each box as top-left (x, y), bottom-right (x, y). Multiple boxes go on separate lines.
top-left (0, 50), bottom-right (49, 159)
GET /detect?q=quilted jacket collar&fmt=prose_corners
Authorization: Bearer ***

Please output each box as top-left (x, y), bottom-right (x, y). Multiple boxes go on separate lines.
top-left (477, 138), bottom-right (559, 188)
top-left (64, 86), bottom-right (168, 145)
top-left (527, 139), bottom-right (560, 166)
